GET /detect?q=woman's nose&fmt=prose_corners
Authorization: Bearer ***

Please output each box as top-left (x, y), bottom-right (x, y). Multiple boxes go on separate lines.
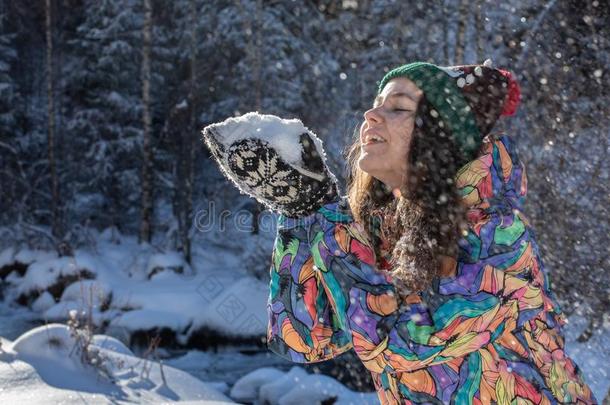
top-left (363, 106), bottom-right (383, 124)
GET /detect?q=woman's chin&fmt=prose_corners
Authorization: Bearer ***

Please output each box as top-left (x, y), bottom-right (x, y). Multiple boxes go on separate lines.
top-left (358, 155), bottom-right (381, 176)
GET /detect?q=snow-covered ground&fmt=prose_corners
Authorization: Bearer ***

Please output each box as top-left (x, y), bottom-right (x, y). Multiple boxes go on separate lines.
top-left (229, 365), bottom-right (378, 405)
top-left (0, 323), bottom-right (234, 404)
top-left (0, 297), bottom-right (40, 340)
top-left (560, 309), bottom-right (610, 403)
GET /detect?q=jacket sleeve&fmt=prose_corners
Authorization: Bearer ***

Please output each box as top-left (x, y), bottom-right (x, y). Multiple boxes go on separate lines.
top-left (266, 208), bottom-right (353, 363)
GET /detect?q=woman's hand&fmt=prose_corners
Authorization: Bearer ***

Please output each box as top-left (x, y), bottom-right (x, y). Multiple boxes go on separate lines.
top-left (202, 112), bottom-right (339, 218)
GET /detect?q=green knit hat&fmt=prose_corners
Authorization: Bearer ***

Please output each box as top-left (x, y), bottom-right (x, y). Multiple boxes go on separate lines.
top-left (376, 61), bottom-right (520, 159)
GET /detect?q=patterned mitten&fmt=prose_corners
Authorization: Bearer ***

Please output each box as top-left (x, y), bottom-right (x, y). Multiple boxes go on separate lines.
top-left (202, 112), bottom-right (339, 218)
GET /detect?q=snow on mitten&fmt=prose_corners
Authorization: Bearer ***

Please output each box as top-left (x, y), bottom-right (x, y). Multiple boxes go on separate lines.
top-left (202, 112), bottom-right (339, 217)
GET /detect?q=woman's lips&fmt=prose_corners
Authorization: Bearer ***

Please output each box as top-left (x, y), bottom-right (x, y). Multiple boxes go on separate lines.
top-left (363, 131), bottom-right (386, 144)
top-left (362, 141), bottom-right (387, 149)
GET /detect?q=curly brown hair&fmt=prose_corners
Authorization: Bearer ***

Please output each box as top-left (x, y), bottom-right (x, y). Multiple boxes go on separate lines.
top-left (346, 94), bottom-right (470, 300)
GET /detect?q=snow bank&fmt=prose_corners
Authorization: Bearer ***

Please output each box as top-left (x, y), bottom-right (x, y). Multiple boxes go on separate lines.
top-left (563, 311), bottom-right (610, 403)
top-left (231, 365), bottom-right (379, 405)
top-left (17, 252), bottom-right (96, 296)
top-left (14, 248), bottom-right (58, 265)
top-left (7, 230), bottom-right (268, 349)
top-left (91, 334), bottom-right (134, 356)
top-left (229, 367), bottom-right (285, 402)
top-left (106, 270), bottom-right (268, 348)
top-left (146, 251), bottom-right (193, 279)
top-left (0, 247), bottom-right (55, 279)
top-left (31, 291), bottom-right (55, 312)
top-left (1, 323), bottom-right (234, 404)
top-left (0, 246), bottom-right (15, 268)
top-left (60, 279), bottom-right (110, 309)
top-left (39, 279), bottom-right (114, 323)
top-left (258, 365), bottom-right (310, 404)
top-left (280, 373), bottom-right (378, 405)
top-left (185, 275), bottom-right (267, 339)
top-left (110, 308), bottom-right (191, 333)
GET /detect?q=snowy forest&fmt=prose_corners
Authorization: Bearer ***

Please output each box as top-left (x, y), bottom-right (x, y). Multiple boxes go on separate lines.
top-left (0, 0), bottom-right (608, 403)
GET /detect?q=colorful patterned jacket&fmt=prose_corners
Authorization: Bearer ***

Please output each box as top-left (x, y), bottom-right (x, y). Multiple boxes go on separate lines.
top-left (265, 134), bottom-right (597, 404)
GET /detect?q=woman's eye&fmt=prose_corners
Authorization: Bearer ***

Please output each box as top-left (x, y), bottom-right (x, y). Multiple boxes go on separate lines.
top-left (393, 109), bottom-right (410, 112)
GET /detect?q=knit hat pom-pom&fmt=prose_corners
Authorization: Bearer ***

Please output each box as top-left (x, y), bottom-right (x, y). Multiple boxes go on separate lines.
top-left (498, 69), bottom-right (521, 116)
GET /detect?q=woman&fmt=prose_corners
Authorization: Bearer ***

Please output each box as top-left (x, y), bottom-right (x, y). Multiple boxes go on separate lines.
top-left (202, 61), bottom-right (598, 404)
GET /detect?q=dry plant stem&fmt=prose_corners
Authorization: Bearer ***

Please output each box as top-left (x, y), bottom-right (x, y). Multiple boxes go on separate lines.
top-left (65, 283), bottom-right (117, 383)
top-left (140, 334), bottom-right (161, 381)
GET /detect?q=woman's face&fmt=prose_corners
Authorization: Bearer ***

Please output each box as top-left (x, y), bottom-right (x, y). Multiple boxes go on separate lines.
top-left (358, 77), bottom-right (423, 190)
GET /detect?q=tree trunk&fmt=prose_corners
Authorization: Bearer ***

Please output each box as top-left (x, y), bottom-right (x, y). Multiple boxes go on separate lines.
top-left (139, 0), bottom-right (153, 244)
top-left (254, 0), bottom-right (262, 112)
top-left (251, 0), bottom-right (263, 234)
top-left (235, 0), bottom-right (264, 234)
top-left (46, 0), bottom-right (60, 239)
top-left (443, 0), bottom-right (453, 64)
top-left (182, 0), bottom-right (198, 263)
top-left (455, 0), bottom-right (468, 64)
top-left (474, 0), bottom-right (484, 61)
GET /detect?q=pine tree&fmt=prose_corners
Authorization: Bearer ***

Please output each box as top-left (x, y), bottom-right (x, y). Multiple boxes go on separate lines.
top-left (62, 0), bottom-right (143, 232)
top-left (0, 4), bottom-right (22, 223)
top-left (139, 0), bottom-right (153, 244)
top-left (46, 0), bottom-right (61, 239)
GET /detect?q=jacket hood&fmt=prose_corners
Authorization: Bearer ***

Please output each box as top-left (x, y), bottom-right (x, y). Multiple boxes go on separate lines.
top-left (455, 134), bottom-right (527, 225)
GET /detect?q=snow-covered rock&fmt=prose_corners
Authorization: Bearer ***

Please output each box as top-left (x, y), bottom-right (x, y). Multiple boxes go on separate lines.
top-left (99, 226), bottom-right (122, 244)
top-left (5, 269), bottom-right (22, 284)
top-left (1, 323), bottom-right (235, 404)
top-left (91, 334), bottom-right (133, 356)
top-left (232, 365), bottom-right (379, 405)
top-left (105, 269), bottom-right (267, 344)
top-left (43, 299), bottom-right (81, 322)
top-left (258, 366), bottom-right (310, 404)
top-left (17, 253), bottom-right (96, 298)
top-left (185, 275), bottom-right (267, 339)
top-left (230, 366), bottom-right (285, 402)
top-left (31, 291), bottom-right (55, 312)
top-left (0, 247), bottom-right (31, 279)
top-left (14, 248), bottom-right (58, 266)
top-left (146, 251), bottom-right (193, 279)
top-left (60, 279), bottom-right (110, 310)
top-left (278, 373), bottom-right (378, 405)
top-left (109, 308), bottom-right (190, 334)
top-left (11, 323), bottom-right (74, 356)
top-left (0, 246), bottom-right (15, 268)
